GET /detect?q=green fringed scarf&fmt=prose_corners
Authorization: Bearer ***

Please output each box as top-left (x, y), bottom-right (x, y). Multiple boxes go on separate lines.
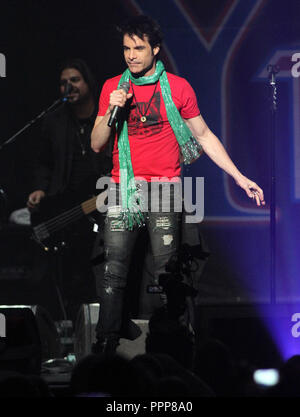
top-left (116, 60), bottom-right (203, 230)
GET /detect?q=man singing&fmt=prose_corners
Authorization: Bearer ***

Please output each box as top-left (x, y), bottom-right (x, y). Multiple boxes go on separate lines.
top-left (91, 15), bottom-right (265, 353)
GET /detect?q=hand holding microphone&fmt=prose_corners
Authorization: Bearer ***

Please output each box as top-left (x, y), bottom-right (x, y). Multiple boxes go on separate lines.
top-left (108, 82), bottom-right (131, 127)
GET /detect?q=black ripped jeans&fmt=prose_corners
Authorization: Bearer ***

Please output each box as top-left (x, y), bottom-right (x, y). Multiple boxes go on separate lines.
top-left (95, 180), bottom-right (182, 344)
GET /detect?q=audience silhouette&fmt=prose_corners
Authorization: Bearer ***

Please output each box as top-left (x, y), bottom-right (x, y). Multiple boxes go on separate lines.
top-left (1, 308), bottom-right (300, 397)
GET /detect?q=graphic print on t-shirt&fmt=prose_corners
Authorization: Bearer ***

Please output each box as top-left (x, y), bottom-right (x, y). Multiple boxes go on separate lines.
top-left (128, 92), bottom-right (163, 137)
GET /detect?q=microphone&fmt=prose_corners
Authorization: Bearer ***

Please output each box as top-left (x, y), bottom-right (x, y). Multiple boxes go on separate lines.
top-left (62, 82), bottom-right (73, 102)
top-left (107, 82), bottom-right (130, 127)
top-left (267, 64), bottom-right (279, 86)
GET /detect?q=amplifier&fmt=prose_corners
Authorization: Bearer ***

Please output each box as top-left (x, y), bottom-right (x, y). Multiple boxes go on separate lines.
top-left (0, 304), bottom-right (61, 374)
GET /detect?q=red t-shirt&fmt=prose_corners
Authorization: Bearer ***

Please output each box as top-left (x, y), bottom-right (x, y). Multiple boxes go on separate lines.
top-left (98, 72), bottom-right (200, 182)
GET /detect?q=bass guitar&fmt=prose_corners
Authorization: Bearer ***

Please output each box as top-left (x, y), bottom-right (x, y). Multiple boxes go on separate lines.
top-left (31, 190), bottom-right (107, 251)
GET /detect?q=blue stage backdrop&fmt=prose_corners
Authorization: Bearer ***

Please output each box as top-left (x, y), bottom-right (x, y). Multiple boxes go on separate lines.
top-left (119, 0), bottom-right (300, 304)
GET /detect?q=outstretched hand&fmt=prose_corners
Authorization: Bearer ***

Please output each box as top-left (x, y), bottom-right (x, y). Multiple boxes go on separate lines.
top-left (235, 175), bottom-right (265, 207)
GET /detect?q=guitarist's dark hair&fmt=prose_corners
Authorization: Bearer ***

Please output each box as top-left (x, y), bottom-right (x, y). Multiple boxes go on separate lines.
top-left (58, 58), bottom-right (98, 101)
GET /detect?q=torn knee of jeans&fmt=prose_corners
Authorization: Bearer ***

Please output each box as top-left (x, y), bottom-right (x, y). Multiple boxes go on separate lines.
top-left (162, 234), bottom-right (173, 246)
top-left (104, 286), bottom-right (114, 295)
top-left (104, 261), bottom-right (128, 280)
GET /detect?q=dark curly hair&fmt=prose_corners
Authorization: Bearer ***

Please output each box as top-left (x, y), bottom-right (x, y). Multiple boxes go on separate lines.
top-left (117, 15), bottom-right (163, 50)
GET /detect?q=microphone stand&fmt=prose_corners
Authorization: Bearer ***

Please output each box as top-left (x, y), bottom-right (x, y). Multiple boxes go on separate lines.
top-left (0, 96), bottom-right (68, 151)
top-left (267, 64), bottom-right (279, 305)
top-left (0, 94), bottom-right (68, 223)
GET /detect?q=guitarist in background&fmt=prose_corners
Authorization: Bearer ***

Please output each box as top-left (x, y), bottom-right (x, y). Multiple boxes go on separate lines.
top-left (27, 59), bottom-right (112, 322)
